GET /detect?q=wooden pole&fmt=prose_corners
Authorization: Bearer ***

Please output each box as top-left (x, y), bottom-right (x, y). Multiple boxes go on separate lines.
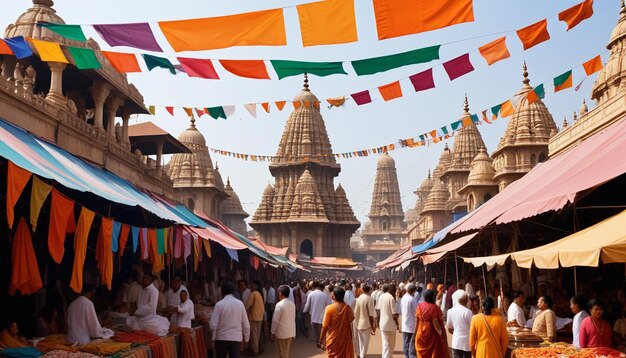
top-left (574, 266), bottom-right (578, 295)
top-left (482, 265), bottom-right (488, 296)
top-left (455, 251), bottom-right (460, 286)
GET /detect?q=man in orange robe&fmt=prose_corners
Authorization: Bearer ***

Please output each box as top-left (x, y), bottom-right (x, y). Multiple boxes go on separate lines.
top-left (320, 287), bottom-right (354, 358)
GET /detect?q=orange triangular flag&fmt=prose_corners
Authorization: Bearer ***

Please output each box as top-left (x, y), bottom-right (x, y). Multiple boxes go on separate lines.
top-left (183, 107), bottom-right (194, 117)
top-left (293, 101), bottom-right (302, 110)
top-left (275, 101), bottom-right (286, 111)
top-left (327, 97), bottom-right (346, 107)
top-left (261, 103), bottom-right (270, 113)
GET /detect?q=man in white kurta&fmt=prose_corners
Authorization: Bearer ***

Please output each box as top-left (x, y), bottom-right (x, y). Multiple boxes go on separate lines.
top-left (303, 281), bottom-right (331, 347)
top-left (127, 274), bottom-right (170, 336)
top-left (378, 284), bottom-right (399, 358)
top-left (354, 285), bottom-right (376, 358)
top-left (67, 285), bottom-right (114, 345)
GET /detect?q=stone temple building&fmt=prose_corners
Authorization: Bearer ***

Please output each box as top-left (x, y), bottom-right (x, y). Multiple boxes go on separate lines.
top-left (250, 80), bottom-right (360, 258)
top-left (221, 178), bottom-right (249, 236)
top-left (406, 66), bottom-right (557, 244)
top-left (356, 153), bottom-right (407, 265)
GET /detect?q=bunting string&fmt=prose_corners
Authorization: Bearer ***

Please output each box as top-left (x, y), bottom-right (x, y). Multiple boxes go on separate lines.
top-left (202, 54), bottom-right (604, 161)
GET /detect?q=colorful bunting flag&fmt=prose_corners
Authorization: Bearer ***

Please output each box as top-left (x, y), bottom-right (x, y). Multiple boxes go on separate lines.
top-left (478, 36), bottom-right (510, 66)
top-left (195, 108), bottom-right (205, 117)
top-left (244, 104), bottom-right (257, 118)
top-left (38, 23), bottom-right (87, 42)
top-left (4, 37), bottom-right (32, 59)
top-left (261, 103), bottom-right (270, 113)
top-left (351, 90), bottom-right (372, 105)
top-left (443, 53), bottom-right (474, 81)
top-left (0, 39), bottom-right (12, 55)
top-left (559, 0), bottom-right (594, 31)
top-left (30, 176), bottom-right (52, 231)
top-left (491, 104), bottom-right (502, 120)
top-left (6, 162), bottom-right (32, 230)
top-left (93, 23), bottom-right (163, 52)
top-left (219, 60), bottom-right (270, 79)
top-left (30, 39), bottom-right (69, 63)
top-left (223, 105), bottom-right (236, 118)
top-left (183, 107), bottom-right (193, 117)
top-left (527, 84), bottom-right (545, 104)
top-left (373, 0), bottom-right (474, 40)
top-left (461, 116), bottom-right (473, 127)
top-left (582, 55), bottom-right (603, 76)
top-left (165, 106), bottom-right (174, 116)
top-left (148, 105), bottom-right (155, 115)
top-left (481, 110), bottom-right (490, 124)
top-left (500, 100), bottom-right (514, 117)
top-left (67, 47), bottom-right (101, 69)
top-left (470, 114), bottom-right (479, 123)
top-left (102, 51), bottom-right (141, 73)
top-left (270, 60), bottom-right (347, 79)
top-left (409, 68), bottom-right (435, 92)
top-left (142, 54), bottom-right (176, 75)
top-left (177, 57), bottom-right (219, 79)
top-left (554, 70), bottom-right (573, 92)
top-left (327, 97), bottom-right (346, 107)
top-left (297, 0), bottom-right (357, 46)
top-left (378, 81), bottom-right (403, 101)
top-left (351, 45), bottom-right (440, 76)
top-left (451, 120), bottom-right (462, 131)
top-left (275, 101), bottom-right (286, 111)
top-left (516, 19), bottom-right (550, 50)
top-left (208, 106), bottom-right (227, 119)
top-left (159, 9), bottom-right (286, 51)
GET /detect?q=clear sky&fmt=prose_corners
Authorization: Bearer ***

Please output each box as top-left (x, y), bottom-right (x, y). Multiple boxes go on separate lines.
top-left (2, 0), bottom-right (618, 227)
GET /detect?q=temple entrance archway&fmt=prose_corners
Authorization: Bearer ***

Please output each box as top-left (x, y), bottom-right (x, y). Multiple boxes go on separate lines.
top-left (300, 239), bottom-right (313, 258)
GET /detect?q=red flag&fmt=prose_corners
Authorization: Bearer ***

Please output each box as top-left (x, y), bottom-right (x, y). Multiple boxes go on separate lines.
top-left (409, 68), bottom-right (435, 92)
top-left (165, 107), bottom-right (174, 116)
top-left (443, 53), bottom-right (474, 81)
top-left (195, 108), bottom-right (206, 117)
top-left (177, 57), bottom-right (220, 79)
top-left (351, 90), bottom-right (372, 105)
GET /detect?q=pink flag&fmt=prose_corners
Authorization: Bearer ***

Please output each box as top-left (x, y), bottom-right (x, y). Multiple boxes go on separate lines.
top-left (177, 57), bottom-right (220, 79)
top-left (443, 53), bottom-right (474, 81)
top-left (409, 68), bottom-right (435, 92)
top-left (351, 90), bottom-right (372, 105)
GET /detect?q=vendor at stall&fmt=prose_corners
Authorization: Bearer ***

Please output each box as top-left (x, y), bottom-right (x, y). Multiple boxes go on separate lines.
top-left (67, 284), bottom-right (114, 345)
top-left (532, 295), bottom-right (557, 342)
top-left (580, 299), bottom-right (612, 349)
top-left (127, 273), bottom-right (170, 336)
top-left (174, 290), bottom-right (195, 328)
top-left (507, 291), bottom-right (527, 328)
top-left (0, 321), bottom-right (28, 349)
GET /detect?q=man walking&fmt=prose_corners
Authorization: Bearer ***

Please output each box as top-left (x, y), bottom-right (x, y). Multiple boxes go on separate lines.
top-left (303, 281), bottom-right (331, 348)
top-left (210, 282), bottom-right (250, 358)
top-left (446, 290), bottom-right (472, 358)
top-left (400, 283), bottom-right (418, 358)
top-left (378, 284), bottom-right (399, 358)
top-left (271, 285), bottom-right (296, 358)
top-left (245, 280), bottom-right (265, 356)
top-left (354, 285), bottom-right (376, 358)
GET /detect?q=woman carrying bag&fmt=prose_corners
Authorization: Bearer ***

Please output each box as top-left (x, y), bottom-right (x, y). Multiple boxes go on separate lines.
top-left (470, 297), bottom-right (508, 358)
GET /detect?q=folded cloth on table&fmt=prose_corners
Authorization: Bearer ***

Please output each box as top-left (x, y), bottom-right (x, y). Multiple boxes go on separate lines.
top-left (36, 334), bottom-right (77, 353)
top-left (0, 346), bottom-right (42, 357)
top-left (113, 330), bottom-right (160, 344)
top-left (78, 339), bottom-right (131, 356)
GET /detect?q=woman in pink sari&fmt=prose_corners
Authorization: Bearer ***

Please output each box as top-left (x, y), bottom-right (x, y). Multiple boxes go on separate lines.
top-left (415, 289), bottom-right (450, 358)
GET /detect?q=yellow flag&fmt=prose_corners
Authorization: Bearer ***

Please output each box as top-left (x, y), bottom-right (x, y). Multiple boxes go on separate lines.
top-left (30, 38), bottom-right (69, 64)
top-left (183, 107), bottom-right (194, 117)
top-left (30, 176), bottom-right (52, 231)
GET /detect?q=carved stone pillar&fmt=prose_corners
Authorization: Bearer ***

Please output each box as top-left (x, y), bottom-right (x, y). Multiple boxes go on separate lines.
top-left (47, 62), bottom-right (66, 105)
top-left (89, 82), bottom-right (111, 132)
top-left (156, 140), bottom-right (164, 169)
top-left (105, 95), bottom-right (124, 138)
top-left (121, 108), bottom-right (131, 148)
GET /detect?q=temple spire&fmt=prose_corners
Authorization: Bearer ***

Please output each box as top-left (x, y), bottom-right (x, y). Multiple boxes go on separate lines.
top-left (303, 73), bottom-right (310, 92)
top-left (522, 61), bottom-right (530, 86)
top-left (189, 117), bottom-right (196, 128)
top-left (463, 94), bottom-right (470, 113)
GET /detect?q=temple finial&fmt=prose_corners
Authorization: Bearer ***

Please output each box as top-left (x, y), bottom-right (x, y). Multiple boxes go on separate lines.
top-left (427, 170), bottom-right (431, 179)
top-left (215, 161), bottom-right (219, 170)
top-left (463, 94), bottom-right (469, 113)
top-left (190, 117), bottom-right (196, 128)
top-left (522, 61), bottom-right (530, 86)
top-left (303, 73), bottom-right (310, 92)
top-left (33, 0), bottom-right (54, 6)
top-left (227, 176), bottom-right (230, 186)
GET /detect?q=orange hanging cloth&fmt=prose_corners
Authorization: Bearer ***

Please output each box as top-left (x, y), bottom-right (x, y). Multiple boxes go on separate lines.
top-left (48, 189), bottom-right (74, 264)
top-left (9, 217), bottom-right (43, 295)
top-left (96, 218), bottom-right (113, 290)
top-left (6, 162), bottom-right (32, 229)
top-left (118, 224), bottom-right (130, 256)
top-left (70, 208), bottom-right (96, 293)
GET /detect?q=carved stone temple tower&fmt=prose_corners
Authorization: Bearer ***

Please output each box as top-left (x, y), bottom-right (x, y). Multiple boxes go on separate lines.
top-left (360, 153), bottom-right (407, 263)
top-left (250, 79), bottom-right (360, 258)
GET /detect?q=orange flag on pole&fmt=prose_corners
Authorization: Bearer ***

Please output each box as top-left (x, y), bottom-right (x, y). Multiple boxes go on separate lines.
top-left (373, 0), bottom-right (474, 40)
top-left (582, 55), bottom-right (603, 76)
top-left (378, 81), bottom-right (403, 101)
top-left (516, 19), bottom-right (550, 50)
top-left (478, 36), bottom-right (510, 66)
top-left (297, 0), bottom-right (357, 46)
top-left (219, 60), bottom-right (270, 79)
top-left (159, 9), bottom-right (286, 51)
top-left (6, 162), bottom-right (32, 229)
top-left (558, 0), bottom-right (594, 31)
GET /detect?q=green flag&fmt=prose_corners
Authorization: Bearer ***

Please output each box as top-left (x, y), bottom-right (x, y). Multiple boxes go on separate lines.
top-left (156, 229), bottom-right (165, 255)
top-left (491, 104), bottom-right (502, 119)
top-left (208, 106), bottom-right (226, 119)
top-left (352, 45), bottom-right (441, 76)
top-left (527, 83), bottom-right (545, 104)
top-left (39, 23), bottom-right (87, 42)
top-left (270, 60), bottom-right (346, 79)
top-left (451, 120), bottom-right (462, 131)
top-left (142, 54), bottom-right (176, 75)
top-left (67, 47), bottom-right (101, 69)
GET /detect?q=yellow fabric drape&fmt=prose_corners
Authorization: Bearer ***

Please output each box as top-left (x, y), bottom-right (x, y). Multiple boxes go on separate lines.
top-left (70, 208), bottom-right (96, 293)
top-left (159, 9), bottom-right (286, 51)
top-left (30, 176), bottom-right (52, 231)
top-left (202, 238), bottom-right (212, 258)
top-left (30, 38), bottom-right (69, 63)
top-left (297, 0), bottom-right (357, 46)
top-left (6, 162), bottom-right (32, 229)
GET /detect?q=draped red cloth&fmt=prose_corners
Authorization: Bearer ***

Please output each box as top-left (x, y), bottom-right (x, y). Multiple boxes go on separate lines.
top-left (415, 302), bottom-right (449, 358)
top-left (9, 217), bottom-right (42, 295)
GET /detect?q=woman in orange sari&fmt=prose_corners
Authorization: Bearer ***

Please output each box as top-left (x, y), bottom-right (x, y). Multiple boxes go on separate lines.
top-left (415, 289), bottom-right (450, 357)
top-left (319, 286), bottom-right (354, 358)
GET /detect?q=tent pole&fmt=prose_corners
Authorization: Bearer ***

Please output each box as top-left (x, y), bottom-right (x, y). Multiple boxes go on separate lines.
top-left (482, 265), bottom-right (488, 296)
top-left (444, 255), bottom-right (448, 287)
top-left (455, 251), bottom-right (460, 287)
top-left (574, 267), bottom-right (578, 295)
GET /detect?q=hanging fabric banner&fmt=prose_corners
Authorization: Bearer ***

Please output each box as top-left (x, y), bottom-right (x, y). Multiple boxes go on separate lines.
top-left (177, 57), bottom-right (219, 79)
top-left (373, 0), bottom-right (474, 40)
top-left (582, 55), bottom-right (603, 76)
top-left (558, 0), bottom-right (594, 31)
top-left (270, 60), bottom-right (347, 79)
top-left (378, 81), bottom-right (403, 101)
top-left (131, 226), bottom-right (140, 253)
top-left (351, 90), bottom-right (372, 105)
top-left (48, 189), bottom-right (74, 264)
top-left (67, 47), bottom-right (101, 69)
top-left (261, 103), bottom-right (270, 113)
top-left (93, 23), bottom-right (163, 52)
top-left (500, 100), bottom-right (514, 117)
top-left (156, 228), bottom-right (165, 255)
top-left (327, 97), bottom-right (346, 107)
top-left (208, 106), bottom-right (227, 119)
top-left (96, 217), bottom-right (114, 290)
top-left (244, 104), bottom-right (257, 118)
top-left (443, 53), bottom-right (474, 81)
top-left (30, 176), bottom-right (52, 231)
top-left (5, 36), bottom-right (33, 59)
top-left (159, 9), bottom-right (286, 51)
top-left (30, 39), bottom-right (69, 63)
top-left (119, 224), bottom-right (130, 256)
top-left (9, 218), bottom-right (42, 296)
top-left (102, 51), bottom-right (141, 73)
top-left (554, 70), bottom-right (573, 92)
top-left (297, 0), bottom-right (357, 46)
top-left (38, 23), bottom-right (87, 42)
top-left (0, 39), bottom-right (12, 55)
top-left (69, 207), bottom-right (95, 293)
top-left (6, 162), bottom-right (32, 230)
top-left (219, 60), bottom-right (270, 79)
top-left (112, 221), bottom-right (122, 253)
top-left (351, 45), bottom-right (440, 76)
top-left (142, 54), bottom-right (176, 74)
top-left (491, 104), bottom-right (502, 120)
top-left (516, 19), bottom-right (550, 50)
top-left (409, 68), bottom-right (435, 92)
top-left (478, 36), bottom-right (510, 66)
top-left (223, 105), bottom-right (236, 118)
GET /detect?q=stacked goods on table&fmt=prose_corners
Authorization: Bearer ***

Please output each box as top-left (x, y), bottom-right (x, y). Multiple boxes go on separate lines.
top-left (512, 343), bottom-right (626, 357)
top-left (507, 327), bottom-right (544, 348)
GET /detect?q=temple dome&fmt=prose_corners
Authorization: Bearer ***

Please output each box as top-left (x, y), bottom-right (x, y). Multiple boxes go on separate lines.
top-left (446, 97), bottom-right (486, 172)
top-left (466, 147), bottom-right (496, 186)
top-left (222, 178), bottom-right (249, 217)
top-left (592, 3), bottom-right (626, 104)
top-left (432, 145), bottom-right (452, 179)
top-left (177, 118), bottom-right (206, 147)
top-left (494, 63), bottom-right (556, 153)
top-left (421, 179), bottom-right (449, 213)
top-left (377, 152), bottom-right (396, 169)
top-left (420, 172), bottom-right (434, 191)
